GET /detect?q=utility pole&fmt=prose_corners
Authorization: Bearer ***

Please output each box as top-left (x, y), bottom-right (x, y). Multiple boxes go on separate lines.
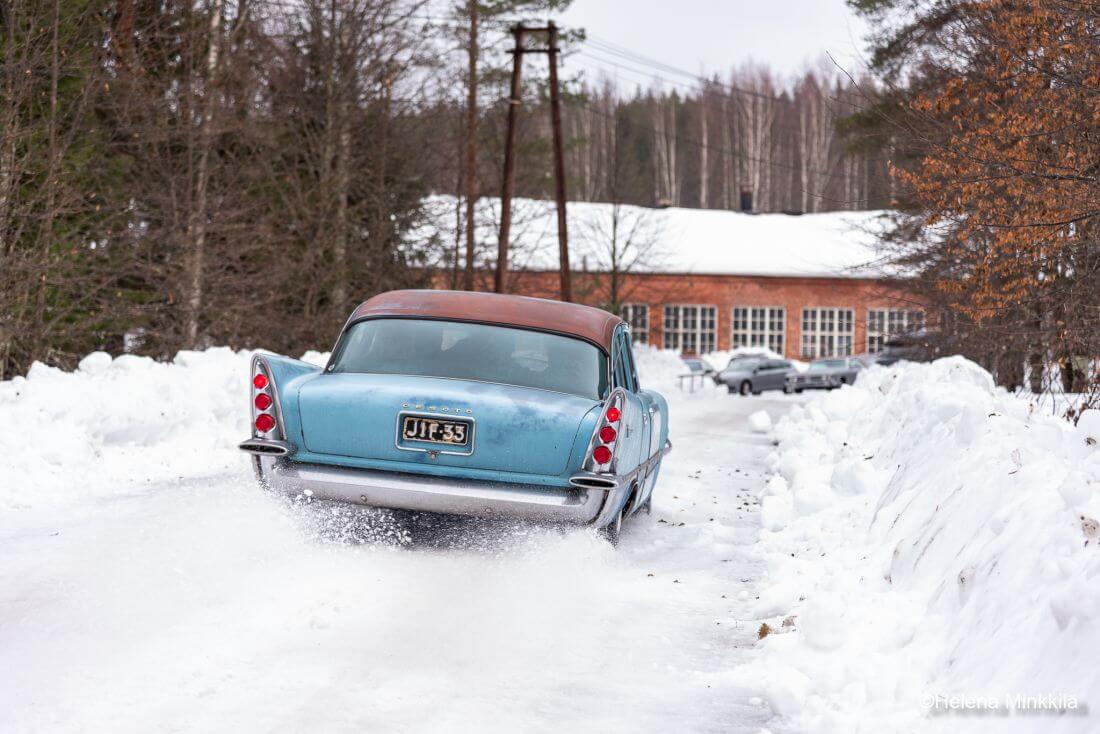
top-left (495, 23), bottom-right (572, 301)
top-left (547, 21), bottom-right (571, 302)
top-left (495, 25), bottom-right (524, 295)
top-left (462, 0), bottom-right (478, 291)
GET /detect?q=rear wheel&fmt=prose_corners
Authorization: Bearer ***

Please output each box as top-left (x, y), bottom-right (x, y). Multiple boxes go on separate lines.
top-left (739, 380), bottom-right (752, 396)
top-left (599, 506), bottom-right (623, 545)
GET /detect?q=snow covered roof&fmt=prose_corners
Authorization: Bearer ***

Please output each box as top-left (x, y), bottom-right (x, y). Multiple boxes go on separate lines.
top-left (421, 196), bottom-right (895, 280)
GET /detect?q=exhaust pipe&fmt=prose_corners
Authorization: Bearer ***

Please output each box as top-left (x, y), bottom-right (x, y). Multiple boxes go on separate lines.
top-left (239, 438), bottom-right (295, 457)
top-left (569, 474), bottom-right (619, 490)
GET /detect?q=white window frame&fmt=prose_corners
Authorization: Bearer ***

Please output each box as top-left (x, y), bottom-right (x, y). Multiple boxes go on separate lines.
top-left (731, 306), bottom-right (785, 355)
top-left (867, 309), bottom-right (926, 353)
top-left (800, 307), bottom-right (854, 359)
top-left (620, 303), bottom-right (649, 345)
top-left (663, 304), bottom-right (717, 354)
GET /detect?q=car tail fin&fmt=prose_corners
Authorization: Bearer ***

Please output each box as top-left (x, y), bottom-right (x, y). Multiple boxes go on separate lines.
top-left (579, 388), bottom-right (627, 476)
top-left (249, 354), bottom-right (286, 440)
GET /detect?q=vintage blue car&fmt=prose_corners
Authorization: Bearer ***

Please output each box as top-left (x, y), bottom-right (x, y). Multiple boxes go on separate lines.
top-left (239, 290), bottom-right (671, 540)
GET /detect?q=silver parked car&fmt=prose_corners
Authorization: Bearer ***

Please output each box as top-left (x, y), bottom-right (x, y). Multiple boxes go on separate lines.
top-left (717, 357), bottom-right (797, 395)
top-left (786, 357), bottom-right (863, 392)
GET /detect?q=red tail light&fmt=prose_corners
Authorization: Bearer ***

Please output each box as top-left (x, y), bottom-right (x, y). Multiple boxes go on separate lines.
top-left (251, 358), bottom-right (280, 439)
top-left (587, 392), bottom-right (625, 468)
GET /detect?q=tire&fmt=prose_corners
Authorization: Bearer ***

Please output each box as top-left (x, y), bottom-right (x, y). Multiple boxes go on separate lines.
top-left (795, 388), bottom-right (804, 394)
top-left (599, 505), bottom-right (624, 545)
top-left (783, 383), bottom-right (793, 394)
top-left (641, 494), bottom-right (652, 514)
top-left (739, 380), bottom-right (752, 396)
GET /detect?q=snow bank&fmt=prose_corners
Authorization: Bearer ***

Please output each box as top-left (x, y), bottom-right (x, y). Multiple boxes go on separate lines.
top-left (0, 349), bottom-right (261, 510)
top-left (746, 357), bottom-right (1100, 732)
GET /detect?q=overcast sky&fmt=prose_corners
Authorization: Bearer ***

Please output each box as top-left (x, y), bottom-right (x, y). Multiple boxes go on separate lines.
top-left (554, 0), bottom-right (871, 89)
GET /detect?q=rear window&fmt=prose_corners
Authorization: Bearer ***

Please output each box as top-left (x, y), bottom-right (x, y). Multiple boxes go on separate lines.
top-left (329, 318), bottom-right (609, 400)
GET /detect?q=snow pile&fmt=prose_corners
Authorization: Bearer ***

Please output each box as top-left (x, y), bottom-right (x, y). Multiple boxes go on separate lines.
top-left (0, 348), bottom-right (260, 510)
top-left (632, 345), bottom-right (695, 392)
top-left (747, 357), bottom-right (1100, 732)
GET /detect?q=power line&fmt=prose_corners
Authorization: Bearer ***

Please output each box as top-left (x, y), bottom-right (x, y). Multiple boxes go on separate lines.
top-left (582, 34), bottom-right (798, 106)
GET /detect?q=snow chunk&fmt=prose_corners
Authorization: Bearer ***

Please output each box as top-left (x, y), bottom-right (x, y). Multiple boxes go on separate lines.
top-left (77, 351), bottom-right (112, 374)
top-left (748, 410), bottom-right (773, 434)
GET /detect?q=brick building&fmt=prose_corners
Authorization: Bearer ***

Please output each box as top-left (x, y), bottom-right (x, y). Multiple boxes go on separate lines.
top-left (427, 197), bottom-right (923, 360)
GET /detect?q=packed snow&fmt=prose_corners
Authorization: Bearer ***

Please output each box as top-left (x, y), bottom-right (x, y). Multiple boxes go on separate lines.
top-left (3, 345), bottom-right (1095, 732)
top-left (420, 195), bottom-right (893, 278)
top-left (746, 357), bottom-right (1100, 732)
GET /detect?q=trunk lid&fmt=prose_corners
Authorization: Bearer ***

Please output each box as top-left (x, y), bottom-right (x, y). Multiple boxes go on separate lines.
top-left (296, 373), bottom-right (597, 476)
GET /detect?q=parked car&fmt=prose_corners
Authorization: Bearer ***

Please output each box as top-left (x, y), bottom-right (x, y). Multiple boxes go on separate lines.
top-left (875, 334), bottom-right (930, 366)
top-left (786, 357), bottom-right (864, 392)
top-left (717, 357), bottom-right (797, 395)
top-left (239, 290), bottom-right (671, 541)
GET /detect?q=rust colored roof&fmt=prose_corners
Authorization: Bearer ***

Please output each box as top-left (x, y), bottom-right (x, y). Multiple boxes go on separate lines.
top-left (350, 290), bottom-right (622, 351)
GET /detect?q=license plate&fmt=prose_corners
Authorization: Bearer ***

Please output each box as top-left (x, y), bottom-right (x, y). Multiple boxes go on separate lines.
top-left (400, 414), bottom-right (471, 447)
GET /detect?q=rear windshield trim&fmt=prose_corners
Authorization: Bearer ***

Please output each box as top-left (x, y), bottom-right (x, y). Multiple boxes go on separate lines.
top-left (333, 315), bottom-right (611, 361)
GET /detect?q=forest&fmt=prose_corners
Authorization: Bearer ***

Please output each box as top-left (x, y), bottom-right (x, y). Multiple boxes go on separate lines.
top-left (1, 0), bottom-right (888, 377)
top-left (3, 0), bottom-right (1096, 409)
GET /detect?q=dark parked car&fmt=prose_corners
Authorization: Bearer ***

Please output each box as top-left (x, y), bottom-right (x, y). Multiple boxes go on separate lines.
top-left (786, 357), bottom-right (863, 392)
top-left (717, 357), bottom-right (797, 395)
top-left (875, 334), bottom-right (931, 366)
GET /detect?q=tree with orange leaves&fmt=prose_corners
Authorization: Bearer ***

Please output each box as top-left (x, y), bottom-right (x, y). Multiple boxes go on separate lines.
top-left (851, 0), bottom-right (1099, 403)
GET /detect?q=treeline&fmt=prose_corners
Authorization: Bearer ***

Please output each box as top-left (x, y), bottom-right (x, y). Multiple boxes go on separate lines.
top-left (425, 69), bottom-right (892, 214)
top-left (851, 0), bottom-right (1099, 408)
top-left (1, 0), bottom-right (891, 378)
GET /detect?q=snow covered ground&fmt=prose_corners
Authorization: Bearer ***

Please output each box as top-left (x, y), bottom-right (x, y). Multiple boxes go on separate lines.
top-left (4, 347), bottom-right (1097, 733)
top-left (0, 347), bottom-right (792, 733)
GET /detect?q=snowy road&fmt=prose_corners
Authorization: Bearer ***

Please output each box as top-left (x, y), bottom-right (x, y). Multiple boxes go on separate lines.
top-left (2, 365), bottom-right (800, 733)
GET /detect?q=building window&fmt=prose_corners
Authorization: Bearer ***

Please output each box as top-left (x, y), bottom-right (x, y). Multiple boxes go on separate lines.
top-left (731, 306), bottom-right (785, 354)
top-left (867, 309), bottom-right (925, 353)
top-left (620, 304), bottom-right (649, 345)
top-left (801, 307), bottom-right (854, 358)
top-left (663, 304), bottom-right (717, 354)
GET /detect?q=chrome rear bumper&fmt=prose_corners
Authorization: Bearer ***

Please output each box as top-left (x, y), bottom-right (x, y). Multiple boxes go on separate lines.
top-left (254, 457), bottom-right (606, 524)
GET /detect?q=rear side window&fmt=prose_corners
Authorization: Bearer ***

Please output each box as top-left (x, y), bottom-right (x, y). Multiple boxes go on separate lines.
top-left (329, 319), bottom-right (609, 400)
